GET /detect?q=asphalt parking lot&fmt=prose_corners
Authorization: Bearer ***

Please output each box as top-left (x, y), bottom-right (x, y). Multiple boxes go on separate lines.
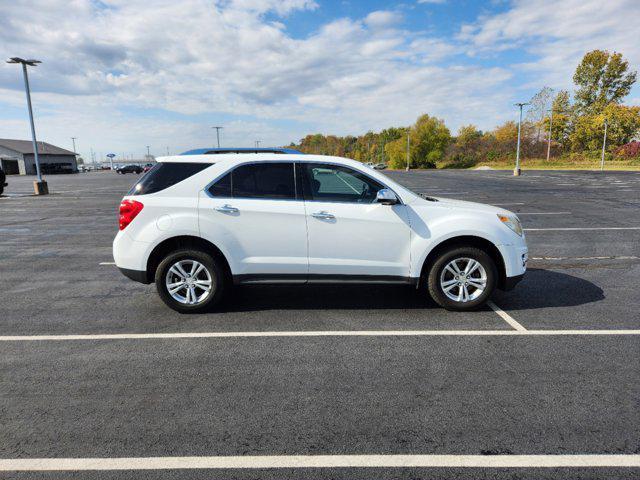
top-left (0, 169), bottom-right (639, 479)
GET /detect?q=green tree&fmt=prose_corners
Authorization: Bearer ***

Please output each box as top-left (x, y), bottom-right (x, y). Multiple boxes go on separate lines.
top-left (456, 124), bottom-right (483, 149)
top-left (570, 104), bottom-right (640, 152)
top-left (573, 50), bottom-right (637, 113)
top-left (385, 136), bottom-right (409, 169)
top-left (541, 90), bottom-right (573, 151)
top-left (410, 114), bottom-right (451, 168)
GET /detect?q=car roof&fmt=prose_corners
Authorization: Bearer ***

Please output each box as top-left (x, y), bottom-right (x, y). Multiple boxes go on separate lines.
top-left (181, 147), bottom-right (302, 155)
top-left (155, 153), bottom-right (366, 166)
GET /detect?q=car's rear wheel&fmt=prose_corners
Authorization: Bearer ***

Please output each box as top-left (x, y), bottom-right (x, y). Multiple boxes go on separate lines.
top-left (427, 246), bottom-right (497, 311)
top-left (155, 249), bottom-right (225, 313)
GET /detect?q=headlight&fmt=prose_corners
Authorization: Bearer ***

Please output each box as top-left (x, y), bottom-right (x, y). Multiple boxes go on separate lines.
top-left (497, 214), bottom-right (523, 236)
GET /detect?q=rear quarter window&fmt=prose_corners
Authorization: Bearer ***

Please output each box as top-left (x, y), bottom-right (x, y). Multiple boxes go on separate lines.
top-left (128, 163), bottom-right (210, 195)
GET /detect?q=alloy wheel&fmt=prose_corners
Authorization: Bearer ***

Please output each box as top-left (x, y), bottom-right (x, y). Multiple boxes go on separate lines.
top-left (439, 257), bottom-right (487, 303)
top-left (165, 259), bottom-right (214, 305)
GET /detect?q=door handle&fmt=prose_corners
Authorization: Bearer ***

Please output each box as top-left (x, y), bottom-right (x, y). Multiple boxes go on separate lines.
top-left (215, 204), bottom-right (239, 213)
top-left (311, 211), bottom-right (335, 220)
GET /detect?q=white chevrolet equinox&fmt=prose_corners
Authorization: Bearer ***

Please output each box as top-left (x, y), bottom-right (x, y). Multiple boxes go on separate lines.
top-left (113, 153), bottom-right (527, 313)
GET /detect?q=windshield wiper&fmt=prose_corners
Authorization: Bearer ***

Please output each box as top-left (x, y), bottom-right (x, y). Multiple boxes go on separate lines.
top-left (419, 194), bottom-right (438, 202)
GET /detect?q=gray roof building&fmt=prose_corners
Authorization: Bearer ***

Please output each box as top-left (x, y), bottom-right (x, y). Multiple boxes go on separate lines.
top-left (0, 139), bottom-right (77, 175)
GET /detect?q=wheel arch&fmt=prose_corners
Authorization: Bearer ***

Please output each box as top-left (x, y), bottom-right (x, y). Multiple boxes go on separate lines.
top-left (145, 235), bottom-right (232, 284)
top-left (418, 235), bottom-right (507, 289)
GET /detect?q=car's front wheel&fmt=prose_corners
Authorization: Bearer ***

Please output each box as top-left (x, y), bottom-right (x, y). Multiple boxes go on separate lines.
top-left (155, 249), bottom-right (226, 313)
top-left (427, 246), bottom-right (497, 311)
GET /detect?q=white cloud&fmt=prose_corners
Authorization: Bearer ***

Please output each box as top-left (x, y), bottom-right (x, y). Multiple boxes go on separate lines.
top-left (1, 0), bottom-right (513, 157)
top-left (460, 0), bottom-right (640, 91)
top-left (3, 0), bottom-right (635, 160)
top-left (364, 10), bottom-right (403, 29)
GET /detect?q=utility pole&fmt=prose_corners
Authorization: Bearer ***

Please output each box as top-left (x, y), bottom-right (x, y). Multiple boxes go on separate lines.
top-left (146, 146), bottom-right (150, 158)
top-left (405, 129), bottom-right (410, 171)
top-left (546, 109), bottom-right (553, 162)
top-left (600, 119), bottom-right (608, 172)
top-left (212, 126), bottom-right (223, 148)
top-left (7, 57), bottom-right (47, 194)
top-left (71, 137), bottom-right (77, 156)
top-left (255, 140), bottom-right (261, 148)
top-left (514, 102), bottom-right (530, 176)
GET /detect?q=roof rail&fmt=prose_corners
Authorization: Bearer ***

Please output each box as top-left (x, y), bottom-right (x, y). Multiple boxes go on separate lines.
top-left (180, 147), bottom-right (302, 155)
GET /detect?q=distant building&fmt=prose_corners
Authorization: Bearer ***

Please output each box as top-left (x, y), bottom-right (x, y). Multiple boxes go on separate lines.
top-left (0, 139), bottom-right (77, 175)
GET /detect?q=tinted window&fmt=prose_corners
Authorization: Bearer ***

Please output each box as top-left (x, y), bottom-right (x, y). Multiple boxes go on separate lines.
top-left (301, 163), bottom-right (384, 203)
top-left (208, 163), bottom-right (295, 200)
top-left (129, 162), bottom-right (210, 195)
top-left (208, 172), bottom-right (231, 197)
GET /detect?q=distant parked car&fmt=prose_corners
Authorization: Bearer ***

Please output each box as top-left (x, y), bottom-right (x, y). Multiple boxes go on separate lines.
top-left (0, 165), bottom-right (6, 195)
top-left (364, 162), bottom-right (375, 168)
top-left (373, 163), bottom-right (387, 170)
top-left (143, 163), bottom-right (155, 173)
top-left (116, 164), bottom-right (143, 174)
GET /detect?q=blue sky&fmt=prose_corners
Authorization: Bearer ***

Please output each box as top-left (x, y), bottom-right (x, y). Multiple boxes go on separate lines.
top-left (1, 0), bottom-right (638, 161)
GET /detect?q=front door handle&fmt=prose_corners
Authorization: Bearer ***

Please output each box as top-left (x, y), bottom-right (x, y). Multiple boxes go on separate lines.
top-left (215, 204), bottom-right (239, 214)
top-left (311, 211), bottom-right (335, 220)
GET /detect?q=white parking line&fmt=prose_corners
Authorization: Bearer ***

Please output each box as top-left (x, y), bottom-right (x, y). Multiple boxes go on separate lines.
top-left (99, 262), bottom-right (116, 265)
top-left (0, 454), bottom-right (638, 471)
top-left (487, 301), bottom-right (526, 331)
top-left (517, 212), bottom-right (571, 215)
top-left (531, 255), bottom-right (639, 261)
top-left (1, 330), bottom-right (640, 342)
top-left (525, 227), bottom-right (640, 231)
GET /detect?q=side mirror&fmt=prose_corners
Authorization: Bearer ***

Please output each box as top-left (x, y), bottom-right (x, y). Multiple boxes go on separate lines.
top-left (376, 188), bottom-right (399, 205)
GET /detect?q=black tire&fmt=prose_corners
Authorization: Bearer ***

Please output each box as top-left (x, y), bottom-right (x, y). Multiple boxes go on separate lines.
top-left (427, 246), bottom-right (497, 311)
top-left (155, 249), bottom-right (226, 313)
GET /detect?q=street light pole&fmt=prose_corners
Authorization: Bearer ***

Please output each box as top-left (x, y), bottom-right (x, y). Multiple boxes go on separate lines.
top-left (546, 109), bottom-right (553, 162)
top-left (146, 145), bottom-right (150, 158)
top-left (71, 137), bottom-right (78, 171)
top-left (405, 129), bottom-right (410, 171)
top-left (600, 119), bottom-right (608, 172)
top-left (7, 57), bottom-right (47, 193)
top-left (212, 126), bottom-right (223, 148)
top-left (514, 102), bottom-right (530, 176)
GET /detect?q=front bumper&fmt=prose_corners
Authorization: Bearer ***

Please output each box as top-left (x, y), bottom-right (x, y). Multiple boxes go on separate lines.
top-left (501, 273), bottom-right (525, 291)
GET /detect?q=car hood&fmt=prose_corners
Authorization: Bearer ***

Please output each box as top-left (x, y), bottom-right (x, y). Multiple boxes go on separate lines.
top-left (414, 196), bottom-right (513, 216)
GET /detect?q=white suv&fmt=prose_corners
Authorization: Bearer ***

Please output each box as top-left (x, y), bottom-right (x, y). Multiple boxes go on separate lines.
top-left (113, 153), bottom-right (527, 313)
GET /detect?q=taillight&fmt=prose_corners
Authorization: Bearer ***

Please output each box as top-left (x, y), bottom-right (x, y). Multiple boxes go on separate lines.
top-left (119, 199), bottom-right (144, 230)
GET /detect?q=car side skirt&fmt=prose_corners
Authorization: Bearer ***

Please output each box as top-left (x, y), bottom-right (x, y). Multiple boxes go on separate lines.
top-left (233, 274), bottom-right (418, 286)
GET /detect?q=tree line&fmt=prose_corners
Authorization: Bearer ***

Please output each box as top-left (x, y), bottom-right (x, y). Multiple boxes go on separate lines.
top-left (290, 50), bottom-right (640, 168)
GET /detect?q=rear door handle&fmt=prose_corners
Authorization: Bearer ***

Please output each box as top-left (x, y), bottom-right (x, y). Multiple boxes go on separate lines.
top-left (215, 204), bottom-right (239, 213)
top-left (311, 211), bottom-right (335, 220)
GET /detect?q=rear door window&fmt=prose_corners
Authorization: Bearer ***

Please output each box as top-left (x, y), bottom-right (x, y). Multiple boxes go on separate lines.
top-left (208, 163), bottom-right (296, 200)
top-left (129, 162), bottom-right (210, 195)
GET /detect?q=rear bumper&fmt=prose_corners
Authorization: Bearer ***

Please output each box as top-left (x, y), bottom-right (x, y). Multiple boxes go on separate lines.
top-left (118, 267), bottom-right (150, 284)
top-left (500, 273), bottom-right (525, 291)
